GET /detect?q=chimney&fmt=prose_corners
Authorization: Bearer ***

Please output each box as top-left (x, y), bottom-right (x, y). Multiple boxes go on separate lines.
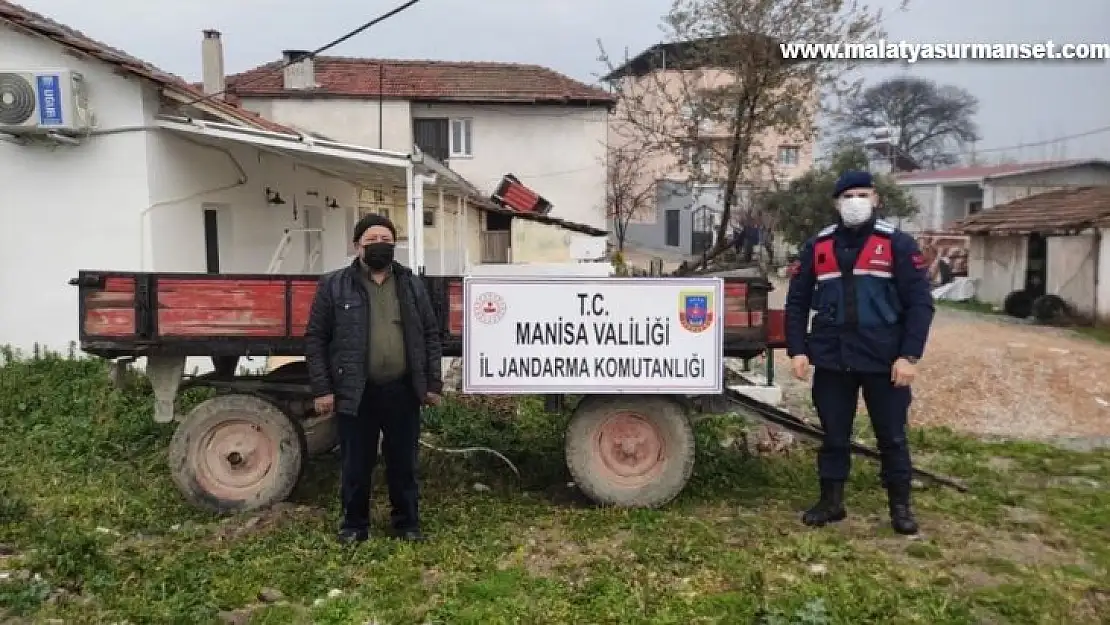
top-left (201, 29), bottom-right (225, 98)
top-left (282, 50), bottom-right (315, 90)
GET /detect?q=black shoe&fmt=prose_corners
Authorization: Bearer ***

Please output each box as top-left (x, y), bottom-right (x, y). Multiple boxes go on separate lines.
top-left (337, 528), bottom-right (368, 544)
top-left (801, 479), bottom-right (847, 527)
top-left (394, 528), bottom-right (426, 542)
top-left (886, 482), bottom-right (919, 535)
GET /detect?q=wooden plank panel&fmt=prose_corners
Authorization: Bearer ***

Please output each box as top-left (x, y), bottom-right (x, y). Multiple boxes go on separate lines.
top-left (447, 281), bottom-right (463, 335)
top-left (84, 309), bottom-right (135, 336)
top-left (103, 277), bottom-right (135, 292)
top-left (290, 282), bottom-right (318, 336)
top-left (85, 292), bottom-right (135, 307)
top-left (157, 278), bottom-right (288, 290)
top-left (157, 307), bottom-right (285, 336)
top-left (157, 290), bottom-right (285, 310)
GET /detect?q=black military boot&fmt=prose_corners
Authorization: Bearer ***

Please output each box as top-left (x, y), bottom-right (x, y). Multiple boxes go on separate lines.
top-left (801, 479), bottom-right (847, 527)
top-left (886, 482), bottom-right (919, 535)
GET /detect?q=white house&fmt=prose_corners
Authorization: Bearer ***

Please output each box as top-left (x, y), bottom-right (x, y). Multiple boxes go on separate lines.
top-left (894, 159), bottom-right (1110, 234)
top-left (218, 48), bottom-right (616, 266)
top-left (0, 1), bottom-right (602, 354)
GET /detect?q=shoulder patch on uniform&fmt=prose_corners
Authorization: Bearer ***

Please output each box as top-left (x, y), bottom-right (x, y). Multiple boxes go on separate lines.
top-left (816, 224), bottom-right (837, 237)
top-left (873, 219), bottom-right (895, 233)
top-left (911, 252), bottom-right (929, 270)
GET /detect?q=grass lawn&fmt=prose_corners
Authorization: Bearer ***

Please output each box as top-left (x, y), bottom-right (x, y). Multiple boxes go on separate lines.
top-left (1, 353), bottom-right (1108, 624)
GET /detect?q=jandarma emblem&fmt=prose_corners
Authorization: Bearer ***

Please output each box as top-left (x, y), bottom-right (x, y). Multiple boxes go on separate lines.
top-left (678, 291), bottom-right (713, 332)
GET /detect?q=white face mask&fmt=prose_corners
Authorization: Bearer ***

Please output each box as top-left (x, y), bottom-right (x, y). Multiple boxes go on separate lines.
top-left (838, 196), bottom-right (874, 226)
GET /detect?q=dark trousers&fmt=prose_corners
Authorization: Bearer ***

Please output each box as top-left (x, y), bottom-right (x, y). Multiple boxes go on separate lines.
top-left (811, 367), bottom-right (912, 485)
top-left (338, 378), bottom-right (421, 533)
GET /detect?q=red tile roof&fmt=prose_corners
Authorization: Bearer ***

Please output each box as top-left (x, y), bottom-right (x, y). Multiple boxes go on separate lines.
top-left (0, 0), bottom-right (289, 132)
top-left (225, 57), bottom-right (616, 105)
top-left (895, 160), bottom-right (1101, 184)
top-left (958, 186), bottom-right (1110, 235)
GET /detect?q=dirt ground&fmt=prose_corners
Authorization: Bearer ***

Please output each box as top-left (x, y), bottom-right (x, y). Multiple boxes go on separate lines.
top-left (765, 280), bottom-right (1110, 445)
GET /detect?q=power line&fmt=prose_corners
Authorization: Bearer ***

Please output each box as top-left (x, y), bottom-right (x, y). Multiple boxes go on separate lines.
top-left (182, 0), bottom-right (424, 108)
top-left (959, 124), bottom-right (1110, 155)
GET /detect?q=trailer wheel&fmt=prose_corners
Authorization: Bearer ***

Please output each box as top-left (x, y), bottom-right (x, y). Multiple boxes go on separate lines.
top-left (168, 393), bottom-right (306, 514)
top-left (565, 395), bottom-right (695, 508)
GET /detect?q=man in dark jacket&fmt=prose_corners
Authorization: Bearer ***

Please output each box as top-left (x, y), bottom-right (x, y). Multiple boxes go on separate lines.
top-left (784, 170), bottom-right (935, 535)
top-left (304, 214), bottom-right (443, 544)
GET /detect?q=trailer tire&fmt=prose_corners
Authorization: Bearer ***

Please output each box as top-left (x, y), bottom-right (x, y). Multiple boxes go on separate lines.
top-left (169, 393), bottom-right (306, 515)
top-left (565, 395), bottom-right (694, 509)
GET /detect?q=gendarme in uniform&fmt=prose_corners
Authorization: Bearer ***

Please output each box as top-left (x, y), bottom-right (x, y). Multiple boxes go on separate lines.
top-left (784, 170), bottom-right (935, 535)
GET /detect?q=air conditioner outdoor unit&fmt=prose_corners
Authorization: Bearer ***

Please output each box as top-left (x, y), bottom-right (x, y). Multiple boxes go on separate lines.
top-left (0, 70), bottom-right (92, 135)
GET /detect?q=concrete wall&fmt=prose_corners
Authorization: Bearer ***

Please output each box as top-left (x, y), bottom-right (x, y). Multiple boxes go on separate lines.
top-left (968, 235), bottom-right (1028, 307)
top-left (1098, 229), bottom-right (1110, 322)
top-left (1045, 234), bottom-right (1098, 316)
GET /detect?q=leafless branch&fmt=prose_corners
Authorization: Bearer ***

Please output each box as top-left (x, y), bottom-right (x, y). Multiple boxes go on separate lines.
top-left (599, 0), bottom-right (896, 274)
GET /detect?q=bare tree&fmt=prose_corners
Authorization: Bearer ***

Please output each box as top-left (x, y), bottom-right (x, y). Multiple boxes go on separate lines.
top-left (601, 0), bottom-right (899, 273)
top-left (835, 76), bottom-right (980, 168)
top-left (606, 144), bottom-right (658, 252)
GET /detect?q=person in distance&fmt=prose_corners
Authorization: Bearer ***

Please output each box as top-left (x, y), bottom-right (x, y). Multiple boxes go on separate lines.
top-left (783, 170), bottom-right (935, 535)
top-left (304, 213), bottom-right (443, 544)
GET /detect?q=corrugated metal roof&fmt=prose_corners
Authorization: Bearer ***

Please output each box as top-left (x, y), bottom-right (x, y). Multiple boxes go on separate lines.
top-left (958, 186), bottom-right (1110, 235)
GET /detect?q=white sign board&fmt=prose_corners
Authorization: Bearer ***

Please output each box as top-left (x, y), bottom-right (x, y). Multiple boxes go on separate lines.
top-left (462, 276), bottom-right (724, 395)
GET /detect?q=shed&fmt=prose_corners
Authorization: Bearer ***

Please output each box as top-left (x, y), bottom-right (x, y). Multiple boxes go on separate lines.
top-left (958, 186), bottom-right (1110, 320)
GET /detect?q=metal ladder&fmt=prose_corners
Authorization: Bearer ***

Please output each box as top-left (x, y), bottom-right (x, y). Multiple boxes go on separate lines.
top-left (267, 228), bottom-right (323, 273)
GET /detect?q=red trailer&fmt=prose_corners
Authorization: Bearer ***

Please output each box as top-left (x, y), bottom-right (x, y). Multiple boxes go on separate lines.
top-left (70, 270), bottom-right (799, 513)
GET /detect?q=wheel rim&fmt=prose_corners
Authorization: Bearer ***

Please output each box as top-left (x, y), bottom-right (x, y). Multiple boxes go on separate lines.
top-left (191, 417), bottom-right (277, 501)
top-left (593, 410), bottom-right (666, 487)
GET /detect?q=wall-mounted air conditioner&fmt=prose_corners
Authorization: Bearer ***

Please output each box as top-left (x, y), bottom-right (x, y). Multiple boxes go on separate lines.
top-left (0, 70), bottom-right (92, 135)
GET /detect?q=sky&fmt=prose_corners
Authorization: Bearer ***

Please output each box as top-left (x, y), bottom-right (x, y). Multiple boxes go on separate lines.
top-left (16, 0), bottom-right (1110, 163)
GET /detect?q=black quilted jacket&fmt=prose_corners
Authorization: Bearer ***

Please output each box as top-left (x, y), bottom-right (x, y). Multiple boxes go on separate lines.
top-left (303, 259), bottom-right (443, 415)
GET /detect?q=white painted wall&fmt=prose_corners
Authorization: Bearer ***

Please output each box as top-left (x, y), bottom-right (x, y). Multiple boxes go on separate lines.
top-left (967, 235), bottom-right (1028, 307)
top-left (1098, 229), bottom-right (1110, 322)
top-left (0, 25), bottom-right (152, 354)
top-left (1046, 234), bottom-right (1098, 316)
top-left (0, 25), bottom-right (365, 354)
top-left (143, 132), bottom-right (358, 275)
top-left (410, 103), bottom-right (609, 260)
top-left (240, 97), bottom-right (413, 150)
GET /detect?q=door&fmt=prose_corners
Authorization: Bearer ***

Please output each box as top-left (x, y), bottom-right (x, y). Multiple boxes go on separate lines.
top-left (664, 209), bottom-right (680, 247)
top-left (203, 208), bottom-right (220, 273)
top-left (1024, 233), bottom-right (1047, 298)
top-left (413, 118), bottom-right (450, 161)
top-left (690, 206), bottom-right (715, 256)
top-left (302, 207), bottom-right (323, 273)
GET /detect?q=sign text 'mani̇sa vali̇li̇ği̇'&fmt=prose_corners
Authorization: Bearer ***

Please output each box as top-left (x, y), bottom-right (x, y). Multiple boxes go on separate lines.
top-left (461, 277), bottom-right (724, 395)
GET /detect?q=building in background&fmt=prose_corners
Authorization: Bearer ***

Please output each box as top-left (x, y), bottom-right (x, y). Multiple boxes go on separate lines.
top-left (601, 39), bottom-right (817, 258)
top-left (216, 50), bottom-right (615, 266)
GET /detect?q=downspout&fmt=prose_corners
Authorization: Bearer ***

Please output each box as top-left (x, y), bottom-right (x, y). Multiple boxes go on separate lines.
top-left (406, 163), bottom-right (416, 268)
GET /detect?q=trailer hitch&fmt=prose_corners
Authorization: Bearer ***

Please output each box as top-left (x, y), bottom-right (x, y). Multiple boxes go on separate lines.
top-left (723, 388), bottom-right (969, 493)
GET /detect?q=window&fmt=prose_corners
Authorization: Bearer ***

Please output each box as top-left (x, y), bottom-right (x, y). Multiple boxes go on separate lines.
top-left (423, 210), bottom-right (435, 226)
top-left (413, 118), bottom-right (450, 161)
top-left (450, 118), bottom-right (472, 157)
top-left (967, 199), bottom-right (983, 214)
top-left (685, 144), bottom-right (711, 177)
top-left (778, 145), bottom-right (800, 167)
